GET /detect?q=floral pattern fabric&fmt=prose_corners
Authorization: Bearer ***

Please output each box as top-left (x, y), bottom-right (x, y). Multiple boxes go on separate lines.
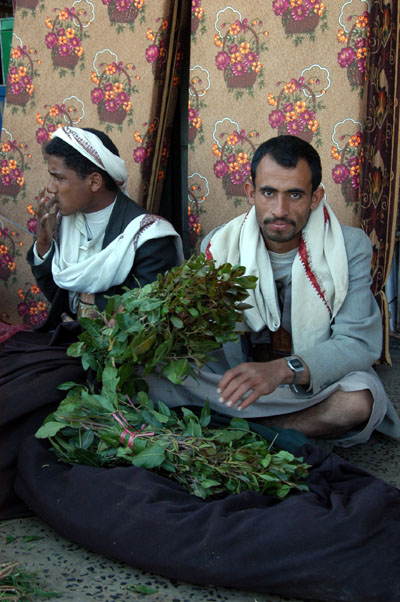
top-left (0, 0), bottom-right (179, 326)
top-left (1, 0), bottom-right (399, 362)
top-left (187, 0), bottom-right (373, 252)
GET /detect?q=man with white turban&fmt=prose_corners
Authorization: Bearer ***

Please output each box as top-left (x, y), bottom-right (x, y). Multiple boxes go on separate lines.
top-left (27, 126), bottom-right (183, 330)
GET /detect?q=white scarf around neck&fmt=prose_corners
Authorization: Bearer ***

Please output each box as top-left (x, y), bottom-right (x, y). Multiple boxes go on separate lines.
top-left (52, 212), bottom-right (183, 295)
top-left (205, 200), bottom-right (348, 354)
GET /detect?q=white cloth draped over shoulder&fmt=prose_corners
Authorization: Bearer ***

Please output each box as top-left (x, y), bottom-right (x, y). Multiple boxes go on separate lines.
top-left (49, 126), bottom-right (183, 296)
top-left (51, 126), bottom-right (128, 193)
top-left (52, 212), bottom-right (183, 295)
top-left (205, 200), bottom-right (348, 355)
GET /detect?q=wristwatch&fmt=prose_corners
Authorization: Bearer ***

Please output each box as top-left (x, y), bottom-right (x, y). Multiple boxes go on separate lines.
top-left (285, 356), bottom-right (304, 389)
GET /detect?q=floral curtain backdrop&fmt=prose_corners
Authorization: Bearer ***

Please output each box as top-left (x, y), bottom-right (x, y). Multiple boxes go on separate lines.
top-left (187, 0), bottom-right (399, 360)
top-left (360, 0), bottom-right (399, 363)
top-left (0, 0), bottom-right (186, 328)
top-left (187, 0), bottom-right (370, 249)
top-left (1, 0), bottom-right (399, 362)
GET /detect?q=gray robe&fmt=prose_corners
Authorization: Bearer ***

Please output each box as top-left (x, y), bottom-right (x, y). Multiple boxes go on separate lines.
top-left (145, 225), bottom-right (400, 447)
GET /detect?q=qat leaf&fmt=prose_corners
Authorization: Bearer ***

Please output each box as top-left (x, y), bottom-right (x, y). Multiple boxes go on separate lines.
top-left (82, 351), bottom-right (98, 371)
top-left (148, 408), bottom-right (169, 424)
top-left (36, 421), bottom-right (66, 439)
top-left (156, 400), bottom-right (172, 418)
top-left (57, 381), bottom-right (82, 391)
top-left (133, 332), bottom-right (157, 357)
top-left (184, 420), bottom-right (202, 437)
top-left (170, 315), bottom-right (184, 329)
top-left (102, 365), bottom-right (119, 393)
top-left (162, 358), bottom-right (191, 385)
top-left (81, 430), bottom-right (95, 449)
top-left (199, 400), bottom-right (211, 427)
top-left (131, 442), bottom-right (168, 469)
top-left (213, 429), bottom-right (248, 443)
top-left (202, 478), bottom-right (221, 489)
top-left (66, 341), bottom-right (85, 357)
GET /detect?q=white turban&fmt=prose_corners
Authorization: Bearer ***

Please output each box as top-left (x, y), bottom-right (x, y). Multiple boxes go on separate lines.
top-left (50, 126), bottom-right (128, 193)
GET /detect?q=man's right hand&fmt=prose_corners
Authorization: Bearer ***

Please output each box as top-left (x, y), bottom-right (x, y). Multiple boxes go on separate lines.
top-left (36, 188), bottom-right (58, 258)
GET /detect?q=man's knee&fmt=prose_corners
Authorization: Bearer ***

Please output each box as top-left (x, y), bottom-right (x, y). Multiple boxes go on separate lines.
top-left (328, 388), bottom-right (373, 427)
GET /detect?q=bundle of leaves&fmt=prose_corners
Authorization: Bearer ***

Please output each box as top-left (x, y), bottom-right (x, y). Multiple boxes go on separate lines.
top-left (36, 385), bottom-right (310, 500)
top-left (67, 254), bottom-right (257, 397)
top-left (36, 255), bottom-right (309, 500)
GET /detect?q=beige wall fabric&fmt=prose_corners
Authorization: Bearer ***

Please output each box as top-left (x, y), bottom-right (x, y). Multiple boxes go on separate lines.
top-left (187, 0), bottom-right (369, 251)
top-left (0, 0), bottom-right (175, 326)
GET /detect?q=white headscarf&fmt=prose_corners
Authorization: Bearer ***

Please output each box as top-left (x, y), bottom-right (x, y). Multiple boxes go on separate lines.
top-left (51, 126), bottom-right (128, 193)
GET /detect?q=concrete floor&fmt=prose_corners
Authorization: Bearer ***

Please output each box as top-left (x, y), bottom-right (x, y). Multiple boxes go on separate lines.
top-left (1, 337), bottom-right (400, 602)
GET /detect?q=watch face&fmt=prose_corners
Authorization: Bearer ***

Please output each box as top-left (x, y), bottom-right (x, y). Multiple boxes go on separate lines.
top-left (289, 358), bottom-right (303, 371)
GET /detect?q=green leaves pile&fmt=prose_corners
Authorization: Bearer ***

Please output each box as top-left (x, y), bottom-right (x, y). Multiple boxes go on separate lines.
top-left (36, 255), bottom-right (310, 500)
top-left (37, 389), bottom-right (309, 500)
top-left (67, 254), bottom-right (257, 396)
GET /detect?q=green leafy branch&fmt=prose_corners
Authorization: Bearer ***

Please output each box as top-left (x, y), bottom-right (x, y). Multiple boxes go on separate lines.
top-left (36, 255), bottom-right (309, 500)
top-left (37, 387), bottom-right (309, 500)
top-left (67, 254), bottom-right (257, 396)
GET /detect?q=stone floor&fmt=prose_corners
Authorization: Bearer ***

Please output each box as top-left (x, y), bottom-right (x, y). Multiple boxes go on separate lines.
top-left (1, 337), bottom-right (400, 602)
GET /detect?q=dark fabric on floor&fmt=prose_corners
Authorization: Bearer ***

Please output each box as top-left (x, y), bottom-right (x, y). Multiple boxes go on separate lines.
top-left (0, 323), bottom-right (86, 519)
top-left (15, 437), bottom-right (400, 602)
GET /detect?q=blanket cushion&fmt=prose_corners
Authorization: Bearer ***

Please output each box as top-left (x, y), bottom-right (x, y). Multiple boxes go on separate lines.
top-left (15, 436), bottom-right (400, 602)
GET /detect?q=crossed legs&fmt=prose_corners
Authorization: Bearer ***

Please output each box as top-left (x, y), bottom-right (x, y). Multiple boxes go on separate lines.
top-left (255, 389), bottom-right (373, 438)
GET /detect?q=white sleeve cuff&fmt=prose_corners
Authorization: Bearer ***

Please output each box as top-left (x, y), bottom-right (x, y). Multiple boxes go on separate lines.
top-left (33, 240), bottom-right (53, 265)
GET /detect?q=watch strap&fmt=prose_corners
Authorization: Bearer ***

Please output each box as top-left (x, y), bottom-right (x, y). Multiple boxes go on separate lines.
top-left (285, 356), bottom-right (304, 386)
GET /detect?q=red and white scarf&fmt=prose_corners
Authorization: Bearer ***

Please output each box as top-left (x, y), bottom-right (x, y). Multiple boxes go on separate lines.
top-left (205, 200), bottom-right (348, 354)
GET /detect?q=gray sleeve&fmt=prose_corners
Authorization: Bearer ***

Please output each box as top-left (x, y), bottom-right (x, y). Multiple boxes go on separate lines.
top-left (200, 225), bottom-right (225, 254)
top-left (299, 227), bottom-right (382, 393)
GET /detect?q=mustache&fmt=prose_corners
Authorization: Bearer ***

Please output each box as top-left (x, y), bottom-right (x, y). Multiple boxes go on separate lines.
top-left (263, 217), bottom-right (296, 227)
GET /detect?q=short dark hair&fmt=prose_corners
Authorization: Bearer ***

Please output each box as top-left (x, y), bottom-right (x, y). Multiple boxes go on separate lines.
top-left (250, 135), bottom-right (322, 192)
top-left (44, 127), bottom-right (120, 192)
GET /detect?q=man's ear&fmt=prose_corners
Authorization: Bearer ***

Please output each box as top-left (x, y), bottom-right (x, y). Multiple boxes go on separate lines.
top-left (88, 172), bottom-right (103, 192)
top-left (310, 185), bottom-right (324, 211)
top-left (244, 180), bottom-right (255, 205)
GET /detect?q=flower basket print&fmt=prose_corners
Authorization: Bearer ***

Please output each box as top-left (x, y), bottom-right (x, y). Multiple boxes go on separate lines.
top-left (331, 123), bottom-right (363, 212)
top-left (26, 202), bottom-right (38, 235)
top-left (102, 0), bottom-right (145, 32)
top-left (0, 137), bottom-right (30, 202)
top-left (214, 9), bottom-right (269, 99)
top-left (18, 0), bottom-right (39, 8)
top-left (272, 0), bottom-right (328, 43)
top-left (133, 120), bottom-right (169, 186)
top-left (145, 17), bottom-right (172, 83)
top-left (337, 9), bottom-right (368, 95)
top-left (17, 283), bottom-right (49, 327)
top-left (17, 0), bottom-right (45, 15)
top-left (188, 66), bottom-right (209, 146)
top-left (35, 103), bottom-right (76, 151)
top-left (6, 42), bottom-right (39, 111)
top-left (187, 172), bottom-right (209, 250)
top-left (267, 69), bottom-right (328, 147)
top-left (213, 123), bottom-right (259, 207)
top-left (91, 59), bottom-right (137, 130)
top-left (44, 7), bottom-right (87, 75)
top-left (191, 0), bottom-right (206, 40)
top-left (0, 226), bottom-right (21, 284)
